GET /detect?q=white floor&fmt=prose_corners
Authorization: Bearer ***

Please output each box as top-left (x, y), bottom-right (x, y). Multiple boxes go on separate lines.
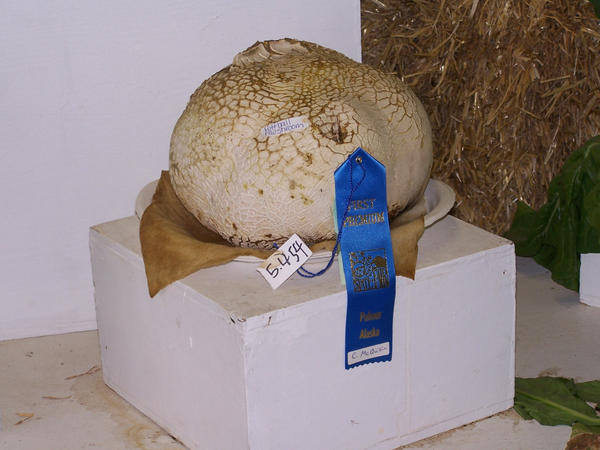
top-left (1, 256), bottom-right (599, 450)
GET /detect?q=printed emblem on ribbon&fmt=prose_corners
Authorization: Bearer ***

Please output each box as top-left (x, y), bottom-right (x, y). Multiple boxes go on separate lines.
top-left (349, 249), bottom-right (391, 292)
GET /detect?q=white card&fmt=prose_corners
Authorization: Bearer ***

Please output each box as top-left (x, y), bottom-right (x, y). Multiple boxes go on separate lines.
top-left (257, 234), bottom-right (312, 289)
top-left (347, 342), bottom-right (390, 366)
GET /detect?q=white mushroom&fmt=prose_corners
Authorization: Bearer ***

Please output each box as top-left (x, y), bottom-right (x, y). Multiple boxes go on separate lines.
top-left (169, 38), bottom-right (433, 249)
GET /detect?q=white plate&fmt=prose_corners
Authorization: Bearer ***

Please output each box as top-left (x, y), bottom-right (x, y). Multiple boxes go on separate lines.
top-left (423, 179), bottom-right (456, 227)
top-left (135, 178), bottom-right (455, 264)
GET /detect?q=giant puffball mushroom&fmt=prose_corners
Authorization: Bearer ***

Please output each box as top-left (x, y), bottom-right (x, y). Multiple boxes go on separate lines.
top-left (169, 38), bottom-right (433, 249)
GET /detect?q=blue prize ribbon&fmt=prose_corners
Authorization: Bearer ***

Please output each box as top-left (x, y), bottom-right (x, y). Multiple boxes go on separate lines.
top-left (334, 148), bottom-right (396, 369)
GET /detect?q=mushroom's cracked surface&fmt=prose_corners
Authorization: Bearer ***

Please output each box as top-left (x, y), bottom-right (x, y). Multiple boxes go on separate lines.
top-left (169, 38), bottom-right (433, 249)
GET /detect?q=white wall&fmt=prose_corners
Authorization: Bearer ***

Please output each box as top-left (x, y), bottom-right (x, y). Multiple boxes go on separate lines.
top-left (0, 0), bottom-right (361, 341)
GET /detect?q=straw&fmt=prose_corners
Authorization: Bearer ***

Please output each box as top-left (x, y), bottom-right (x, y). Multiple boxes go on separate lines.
top-left (362, 0), bottom-right (600, 233)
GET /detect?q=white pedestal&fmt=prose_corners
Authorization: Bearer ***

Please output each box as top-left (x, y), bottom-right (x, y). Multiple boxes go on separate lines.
top-left (580, 253), bottom-right (600, 307)
top-left (89, 215), bottom-right (516, 450)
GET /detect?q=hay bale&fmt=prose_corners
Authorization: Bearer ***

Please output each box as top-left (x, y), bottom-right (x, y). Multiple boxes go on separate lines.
top-left (362, 0), bottom-right (600, 234)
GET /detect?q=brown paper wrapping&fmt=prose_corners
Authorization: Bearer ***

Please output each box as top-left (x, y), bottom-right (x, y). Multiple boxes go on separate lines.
top-left (140, 171), bottom-right (424, 297)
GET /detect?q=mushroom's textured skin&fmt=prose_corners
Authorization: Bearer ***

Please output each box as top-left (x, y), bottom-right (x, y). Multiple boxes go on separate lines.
top-left (169, 38), bottom-right (433, 249)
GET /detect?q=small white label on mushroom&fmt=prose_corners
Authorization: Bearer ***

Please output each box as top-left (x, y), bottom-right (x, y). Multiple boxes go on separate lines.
top-left (257, 234), bottom-right (312, 289)
top-left (260, 116), bottom-right (308, 137)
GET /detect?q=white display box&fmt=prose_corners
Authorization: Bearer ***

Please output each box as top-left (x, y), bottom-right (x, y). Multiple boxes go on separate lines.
top-left (89, 215), bottom-right (516, 450)
top-left (580, 253), bottom-right (600, 307)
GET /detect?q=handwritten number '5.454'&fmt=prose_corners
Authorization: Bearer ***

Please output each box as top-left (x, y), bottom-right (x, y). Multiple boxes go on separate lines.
top-left (265, 241), bottom-right (309, 278)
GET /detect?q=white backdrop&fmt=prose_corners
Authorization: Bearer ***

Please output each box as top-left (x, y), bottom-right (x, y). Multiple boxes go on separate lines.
top-left (0, 0), bottom-right (361, 340)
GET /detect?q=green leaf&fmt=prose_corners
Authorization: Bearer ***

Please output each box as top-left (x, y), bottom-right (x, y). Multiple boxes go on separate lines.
top-left (513, 402), bottom-right (534, 420)
top-left (590, 0), bottom-right (600, 19)
top-left (576, 380), bottom-right (600, 404)
top-left (504, 201), bottom-right (545, 256)
top-left (579, 184), bottom-right (600, 254)
top-left (571, 422), bottom-right (600, 436)
top-left (514, 377), bottom-right (600, 426)
top-left (505, 136), bottom-right (600, 292)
